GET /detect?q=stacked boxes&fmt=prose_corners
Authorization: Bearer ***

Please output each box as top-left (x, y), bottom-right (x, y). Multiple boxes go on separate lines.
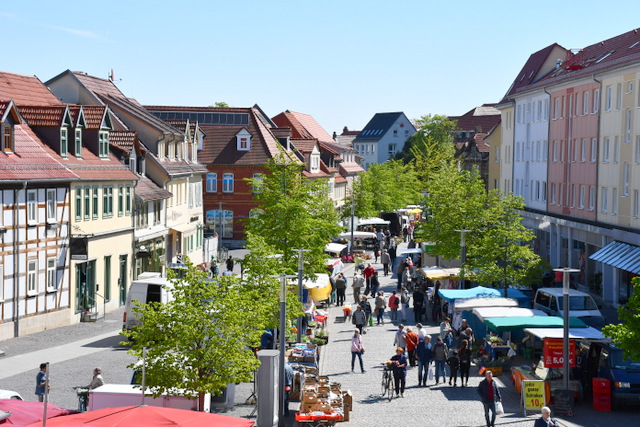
top-left (296, 375), bottom-right (350, 423)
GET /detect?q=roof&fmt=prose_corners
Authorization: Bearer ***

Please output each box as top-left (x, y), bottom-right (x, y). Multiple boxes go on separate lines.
top-left (71, 71), bottom-right (128, 100)
top-left (98, 93), bottom-right (180, 136)
top-left (272, 110), bottom-right (334, 144)
top-left (589, 240), bottom-right (640, 275)
top-left (353, 112), bottom-right (412, 142)
top-left (290, 139), bottom-right (317, 154)
top-left (484, 316), bottom-right (587, 333)
top-left (110, 130), bottom-right (140, 152)
top-left (0, 71), bottom-right (61, 106)
top-left (18, 105), bottom-right (69, 127)
top-left (449, 105), bottom-right (501, 134)
top-left (135, 175), bottom-right (172, 201)
top-left (438, 286), bottom-right (501, 303)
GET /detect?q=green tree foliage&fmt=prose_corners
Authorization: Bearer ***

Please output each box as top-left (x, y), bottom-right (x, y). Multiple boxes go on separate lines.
top-left (395, 114), bottom-right (457, 163)
top-left (244, 153), bottom-right (342, 276)
top-left (343, 160), bottom-right (422, 219)
top-left (603, 277), bottom-right (640, 361)
top-left (212, 101), bottom-right (230, 108)
top-left (122, 260), bottom-right (265, 407)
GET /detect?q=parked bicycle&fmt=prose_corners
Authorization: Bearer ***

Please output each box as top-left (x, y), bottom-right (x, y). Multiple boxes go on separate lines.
top-left (75, 387), bottom-right (89, 412)
top-left (380, 363), bottom-right (394, 401)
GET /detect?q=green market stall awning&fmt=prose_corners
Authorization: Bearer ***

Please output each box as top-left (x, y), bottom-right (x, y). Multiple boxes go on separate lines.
top-left (483, 316), bottom-right (587, 333)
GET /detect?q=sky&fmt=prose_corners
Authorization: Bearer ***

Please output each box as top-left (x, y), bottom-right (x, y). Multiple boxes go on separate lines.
top-left (3, 1), bottom-right (640, 136)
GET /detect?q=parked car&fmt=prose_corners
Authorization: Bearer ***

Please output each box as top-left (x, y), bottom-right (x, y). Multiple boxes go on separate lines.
top-left (0, 389), bottom-right (23, 400)
top-left (533, 287), bottom-right (605, 328)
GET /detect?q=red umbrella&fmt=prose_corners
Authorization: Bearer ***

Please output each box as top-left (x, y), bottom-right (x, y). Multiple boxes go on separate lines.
top-left (28, 405), bottom-right (255, 427)
top-left (0, 399), bottom-right (76, 425)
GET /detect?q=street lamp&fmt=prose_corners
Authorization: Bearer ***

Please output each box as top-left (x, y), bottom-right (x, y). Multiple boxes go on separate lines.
top-left (456, 229), bottom-right (470, 290)
top-left (553, 267), bottom-right (580, 390)
top-left (295, 248), bottom-right (309, 343)
top-left (272, 273), bottom-right (296, 426)
top-left (349, 197), bottom-right (355, 257)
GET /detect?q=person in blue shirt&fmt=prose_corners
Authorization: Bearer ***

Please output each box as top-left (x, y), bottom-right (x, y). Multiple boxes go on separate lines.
top-left (390, 347), bottom-right (408, 398)
top-left (35, 363), bottom-right (47, 402)
top-left (416, 335), bottom-right (432, 386)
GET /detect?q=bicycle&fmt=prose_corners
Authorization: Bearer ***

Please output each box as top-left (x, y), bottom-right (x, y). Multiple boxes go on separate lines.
top-left (380, 364), bottom-right (394, 401)
top-left (74, 387), bottom-right (89, 412)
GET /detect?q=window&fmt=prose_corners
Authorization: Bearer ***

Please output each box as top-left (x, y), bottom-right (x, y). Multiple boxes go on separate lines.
top-left (591, 138), bottom-right (597, 162)
top-left (27, 259), bottom-right (37, 295)
top-left (60, 127), bottom-right (68, 157)
top-left (27, 189), bottom-right (37, 224)
top-left (625, 110), bottom-right (632, 143)
top-left (627, 81), bottom-right (634, 94)
top-left (537, 101), bottom-right (542, 121)
top-left (535, 181), bottom-right (541, 201)
top-left (252, 173), bottom-right (263, 193)
top-left (388, 143), bottom-right (397, 157)
top-left (126, 186), bottom-right (131, 214)
top-left (206, 173), bottom-right (217, 193)
top-left (603, 138), bottom-right (610, 162)
top-left (571, 184), bottom-right (576, 207)
top-left (637, 136), bottom-right (640, 163)
top-left (593, 89), bottom-right (599, 113)
top-left (543, 182), bottom-right (547, 202)
top-left (623, 163), bottom-right (629, 196)
top-left (84, 186), bottom-right (90, 220)
top-left (517, 105), bottom-right (522, 123)
top-left (616, 83), bottom-right (622, 109)
top-left (118, 185), bottom-right (124, 216)
top-left (545, 99), bottom-right (550, 119)
top-left (551, 183), bottom-right (556, 204)
top-left (602, 188), bottom-right (608, 213)
top-left (613, 188), bottom-right (618, 214)
top-left (581, 139), bottom-right (587, 162)
top-left (554, 98), bottom-right (560, 119)
top-left (75, 128), bottom-right (82, 157)
top-left (589, 186), bottom-right (595, 211)
top-left (553, 141), bottom-right (558, 162)
top-left (46, 257), bottom-right (56, 291)
top-left (614, 137), bottom-right (620, 163)
top-left (494, 146), bottom-right (499, 162)
top-left (583, 91), bottom-right (589, 115)
top-left (98, 131), bottom-right (109, 158)
top-left (579, 185), bottom-right (585, 208)
top-left (605, 86), bottom-right (612, 110)
top-left (92, 186), bottom-right (98, 218)
top-left (3, 125), bottom-right (14, 152)
top-left (236, 130), bottom-right (251, 151)
top-left (75, 187), bottom-right (82, 220)
top-left (393, 130), bottom-right (398, 137)
top-left (153, 200), bottom-right (161, 225)
top-left (222, 173), bottom-right (234, 193)
top-left (635, 190), bottom-right (640, 218)
top-left (104, 255), bottom-right (111, 301)
top-left (102, 185), bottom-right (113, 217)
top-left (543, 140), bottom-right (548, 161)
top-left (559, 183), bottom-right (564, 206)
top-left (46, 189), bottom-right (56, 222)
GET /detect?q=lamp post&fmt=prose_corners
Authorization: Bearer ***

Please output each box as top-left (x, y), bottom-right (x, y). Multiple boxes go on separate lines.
top-left (349, 197), bottom-right (355, 257)
top-left (553, 267), bottom-right (580, 390)
top-left (295, 248), bottom-right (309, 343)
top-left (456, 229), bottom-right (470, 290)
top-left (273, 273), bottom-right (297, 426)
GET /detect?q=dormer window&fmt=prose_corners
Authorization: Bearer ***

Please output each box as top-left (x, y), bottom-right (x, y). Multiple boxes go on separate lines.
top-left (236, 129), bottom-right (251, 151)
top-left (75, 128), bottom-right (83, 158)
top-left (60, 127), bottom-right (68, 157)
top-left (98, 131), bottom-right (109, 158)
top-left (3, 125), bottom-right (13, 153)
top-left (311, 153), bottom-right (320, 172)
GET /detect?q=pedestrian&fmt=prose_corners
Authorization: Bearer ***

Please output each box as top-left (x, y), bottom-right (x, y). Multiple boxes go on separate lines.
top-left (400, 286), bottom-right (409, 322)
top-left (388, 290), bottom-right (400, 322)
top-left (432, 281), bottom-right (442, 323)
top-left (432, 337), bottom-right (448, 385)
top-left (440, 317), bottom-right (454, 348)
top-left (402, 266), bottom-right (412, 290)
top-left (477, 370), bottom-right (502, 427)
top-left (351, 305), bottom-right (366, 334)
top-left (402, 225), bottom-right (408, 242)
top-left (359, 296), bottom-right (373, 329)
top-left (334, 273), bottom-right (347, 306)
top-left (226, 256), bottom-right (234, 272)
top-left (416, 335), bottom-right (432, 386)
top-left (351, 330), bottom-right (365, 373)
top-left (374, 291), bottom-right (386, 325)
top-left (459, 327), bottom-right (475, 349)
top-left (373, 246), bottom-right (379, 264)
top-left (396, 260), bottom-right (404, 290)
top-left (329, 276), bottom-right (337, 305)
top-left (390, 347), bottom-right (408, 398)
top-left (412, 288), bottom-right (425, 324)
top-left (393, 324), bottom-right (407, 350)
top-left (416, 322), bottom-right (427, 343)
top-left (389, 243), bottom-right (397, 272)
top-left (86, 367), bottom-right (104, 390)
top-left (457, 318), bottom-right (469, 337)
top-left (447, 350), bottom-right (460, 386)
top-left (284, 362), bottom-right (294, 416)
top-left (352, 271), bottom-right (364, 304)
top-left (459, 339), bottom-right (472, 387)
top-left (370, 271), bottom-right (380, 297)
top-left (380, 249), bottom-right (390, 276)
top-left (35, 363), bottom-right (48, 402)
top-left (363, 264), bottom-right (375, 296)
top-left (534, 406), bottom-right (558, 427)
top-left (405, 327), bottom-right (419, 367)
top-left (209, 257), bottom-right (218, 277)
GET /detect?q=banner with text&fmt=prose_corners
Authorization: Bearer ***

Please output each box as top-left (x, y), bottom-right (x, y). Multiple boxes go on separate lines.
top-left (522, 380), bottom-right (546, 415)
top-left (543, 338), bottom-right (576, 368)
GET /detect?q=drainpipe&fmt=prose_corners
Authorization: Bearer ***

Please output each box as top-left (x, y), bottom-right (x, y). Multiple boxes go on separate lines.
top-left (13, 181), bottom-right (27, 337)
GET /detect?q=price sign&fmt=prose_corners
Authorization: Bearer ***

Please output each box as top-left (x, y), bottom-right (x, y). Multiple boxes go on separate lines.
top-left (543, 338), bottom-right (576, 368)
top-left (522, 380), bottom-right (546, 414)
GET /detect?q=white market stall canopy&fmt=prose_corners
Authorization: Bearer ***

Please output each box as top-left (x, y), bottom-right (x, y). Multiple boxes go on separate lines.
top-left (358, 217), bottom-right (390, 226)
top-left (524, 327), bottom-right (608, 341)
top-left (325, 243), bottom-right (347, 254)
top-left (439, 286), bottom-right (501, 303)
top-left (337, 231), bottom-right (377, 240)
top-left (453, 297), bottom-right (519, 312)
top-left (473, 307), bottom-right (547, 322)
top-left (421, 267), bottom-right (461, 280)
top-left (399, 248), bottom-right (424, 255)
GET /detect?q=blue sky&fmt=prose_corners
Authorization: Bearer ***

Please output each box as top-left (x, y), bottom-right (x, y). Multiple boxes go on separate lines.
top-left (3, 1), bottom-right (640, 136)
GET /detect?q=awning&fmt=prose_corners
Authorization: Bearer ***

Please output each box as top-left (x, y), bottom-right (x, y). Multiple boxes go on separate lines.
top-left (439, 286), bottom-right (501, 303)
top-left (454, 297), bottom-right (519, 312)
top-left (294, 273), bottom-right (332, 303)
top-left (473, 307), bottom-right (547, 322)
top-left (358, 217), bottom-right (390, 226)
top-left (589, 241), bottom-right (640, 275)
top-left (399, 248), bottom-right (424, 255)
top-left (524, 326), bottom-right (608, 341)
top-left (484, 316), bottom-right (587, 333)
top-left (337, 231), bottom-right (377, 240)
top-left (170, 223), bottom-right (197, 234)
top-left (325, 243), bottom-right (347, 254)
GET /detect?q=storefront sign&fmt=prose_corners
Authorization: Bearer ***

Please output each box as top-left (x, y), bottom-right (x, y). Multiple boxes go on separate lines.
top-left (70, 237), bottom-right (88, 260)
top-left (522, 380), bottom-right (545, 415)
top-left (543, 338), bottom-right (576, 368)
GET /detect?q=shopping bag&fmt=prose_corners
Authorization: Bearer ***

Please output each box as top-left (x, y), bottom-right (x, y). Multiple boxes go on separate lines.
top-left (428, 367), bottom-right (434, 381)
top-left (369, 315), bottom-right (374, 327)
top-left (495, 401), bottom-right (504, 415)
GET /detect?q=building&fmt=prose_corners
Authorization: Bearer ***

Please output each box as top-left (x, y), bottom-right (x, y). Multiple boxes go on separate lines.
top-left (352, 112), bottom-right (416, 170)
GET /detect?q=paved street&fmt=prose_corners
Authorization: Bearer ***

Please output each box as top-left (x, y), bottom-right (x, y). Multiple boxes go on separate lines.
top-left (0, 246), bottom-right (639, 426)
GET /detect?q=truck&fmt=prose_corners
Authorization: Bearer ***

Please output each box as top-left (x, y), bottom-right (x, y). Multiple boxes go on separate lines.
top-left (122, 273), bottom-right (174, 332)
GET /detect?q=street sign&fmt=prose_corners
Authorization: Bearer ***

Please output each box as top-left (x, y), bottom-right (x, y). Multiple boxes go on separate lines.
top-left (521, 380), bottom-right (546, 416)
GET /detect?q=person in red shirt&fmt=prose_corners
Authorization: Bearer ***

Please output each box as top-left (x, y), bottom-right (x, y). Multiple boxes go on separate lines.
top-left (405, 327), bottom-right (419, 367)
top-left (388, 290), bottom-right (400, 322)
top-left (363, 264), bottom-right (375, 296)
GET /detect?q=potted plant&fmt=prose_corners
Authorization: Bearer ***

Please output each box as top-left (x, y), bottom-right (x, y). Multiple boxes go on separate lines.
top-left (315, 330), bottom-right (330, 344)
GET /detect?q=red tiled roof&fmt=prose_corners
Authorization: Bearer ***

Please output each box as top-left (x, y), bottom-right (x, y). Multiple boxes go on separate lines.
top-left (81, 105), bottom-right (109, 129)
top-left (340, 163), bottom-right (365, 175)
top-left (17, 105), bottom-right (68, 127)
top-left (135, 175), bottom-right (172, 201)
top-left (449, 105), bottom-right (501, 134)
top-left (110, 130), bottom-right (139, 152)
top-left (303, 170), bottom-right (329, 178)
top-left (291, 139), bottom-right (317, 154)
top-left (272, 110), bottom-right (333, 144)
top-left (0, 71), bottom-right (61, 106)
top-left (72, 72), bottom-right (128, 100)
top-left (334, 175), bottom-right (347, 183)
top-left (474, 133), bottom-right (490, 153)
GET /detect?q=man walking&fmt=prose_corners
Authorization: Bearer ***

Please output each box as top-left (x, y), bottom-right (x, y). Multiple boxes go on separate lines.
top-left (405, 327), bottom-right (419, 367)
top-left (351, 305), bottom-right (367, 334)
top-left (352, 271), bottom-right (364, 304)
top-left (334, 273), bottom-right (347, 306)
top-left (416, 335), bottom-right (432, 386)
top-left (380, 249), bottom-right (390, 276)
top-left (35, 363), bottom-right (48, 402)
top-left (432, 337), bottom-right (448, 385)
top-left (477, 370), bottom-right (502, 427)
top-left (393, 324), bottom-right (407, 350)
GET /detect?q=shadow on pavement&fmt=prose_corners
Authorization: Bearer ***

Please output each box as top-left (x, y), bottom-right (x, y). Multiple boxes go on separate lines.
top-left (82, 334), bottom-right (127, 349)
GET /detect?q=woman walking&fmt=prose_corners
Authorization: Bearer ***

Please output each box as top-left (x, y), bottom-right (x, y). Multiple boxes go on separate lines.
top-left (388, 291), bottom-right (400, 322)
top-left (459, 339), bottom-right (472, 387)
top-left (351, 330), bottom-right (365, 373)
top-left (374, 291), bottom-right (386, 325)
top-left (390, 347), bottom-right (408, 398)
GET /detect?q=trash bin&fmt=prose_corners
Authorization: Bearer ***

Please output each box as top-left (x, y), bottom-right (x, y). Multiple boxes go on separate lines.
top-left (523, 347), bottom-right (533, 359)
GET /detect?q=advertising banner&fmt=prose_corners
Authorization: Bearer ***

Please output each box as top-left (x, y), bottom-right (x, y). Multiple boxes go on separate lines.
top-left (543, 338), bottom-right (576, 368)
top-left (522, 380), bottom-right (545, 415)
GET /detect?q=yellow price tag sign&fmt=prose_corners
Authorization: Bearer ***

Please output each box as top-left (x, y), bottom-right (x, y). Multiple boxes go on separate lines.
top-left (522, 380), bottom-right (545, 411)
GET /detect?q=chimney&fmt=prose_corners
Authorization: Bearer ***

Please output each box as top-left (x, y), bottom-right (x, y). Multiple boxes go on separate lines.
top-left (343, 126), bottom-right (349, 133)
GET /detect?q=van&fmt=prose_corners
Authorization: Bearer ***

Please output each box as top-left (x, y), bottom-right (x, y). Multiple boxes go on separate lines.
top-left (534, 287), bottom-right (605, 328)
top-left (122, 273), bottom-right (174, 331)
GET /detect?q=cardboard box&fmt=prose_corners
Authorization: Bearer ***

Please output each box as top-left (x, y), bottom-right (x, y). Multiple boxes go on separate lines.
top-left (315, 402), bottom-right (332, 413)
top-left (343, 403), bottom-right (350, 421)
top-left (342, 390), bottom-right (353, 408)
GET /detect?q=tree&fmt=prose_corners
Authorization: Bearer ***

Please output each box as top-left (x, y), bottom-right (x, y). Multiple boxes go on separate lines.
top-left (244, 153), bottom-right (342, 276)
top-left (603, 277), bottom-right (640, 361)
top-left (211, 101), bottom-right (230, 108)
top-left (395, 114), bottom-right (457, 166)
top-left (123, 259), bottom-right (265, 409)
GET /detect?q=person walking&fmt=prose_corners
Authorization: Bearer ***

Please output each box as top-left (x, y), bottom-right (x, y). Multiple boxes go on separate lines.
top-left (363, 264), bottom-right (375, 296)
top-left (350, 330), bottom-right (365, 373)
top-left (459, 339), bottom-right (472, 387)
top-left (534, 406), bottom-right (558, 427)
top-left (388, 290), bottom-right (400, 322)
top-left (352, 271), bottom-right (364, 304)
top-left (396, 260), bottom-right (404, 290)
top-left (374, 291), bottom-right (386, 325)
top-left (400, 287), bottom-right (409, 322)
top-left (402, 266), bottom-right (412, 290)
top-left (359, 296), bottom-right (373, 329)
top-left (226, 256), bottom-right (234, 273)
top-left (432, 337), bottom-right (449, 385)
top-left (416, 322), bottom-right (427, 343)
top-left (416, 335), bottom-right (432, 386)
top-left (440, 317), bottom-right (454, 348)
top-left (370, 271), bottom-right (380, 297)
top-left (351, 305), bottom-right (367, 334)
top-left (447, 350), bottom-right (460, 386)
top-left (405, 327), bottom-right (419, 367)
top-left (390, 347), bottom-right (408, 398)
top-left (35, 363), bottom-right (48, 402)
top-left (477, 370), bottom-right (502, 427)
top-left (380, 249), bottom-right (390, 276)
top-left (393, 324), bottom-right (407, 350)
top-left (334, 273), bottom-right (347, 306)
top-left (412, 288), bottom-right (425, 324)
top-left (389, 243), bottom-right (397, 272)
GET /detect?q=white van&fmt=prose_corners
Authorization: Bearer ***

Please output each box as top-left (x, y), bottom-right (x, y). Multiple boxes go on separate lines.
top-left (122, 273), bottom-right (174, 331)
top-left (533, 287), bottom-right (605, 328)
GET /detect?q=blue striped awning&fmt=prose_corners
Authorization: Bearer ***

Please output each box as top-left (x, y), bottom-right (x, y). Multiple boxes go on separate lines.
top-left (589, 241), bottom-right (640, 275)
